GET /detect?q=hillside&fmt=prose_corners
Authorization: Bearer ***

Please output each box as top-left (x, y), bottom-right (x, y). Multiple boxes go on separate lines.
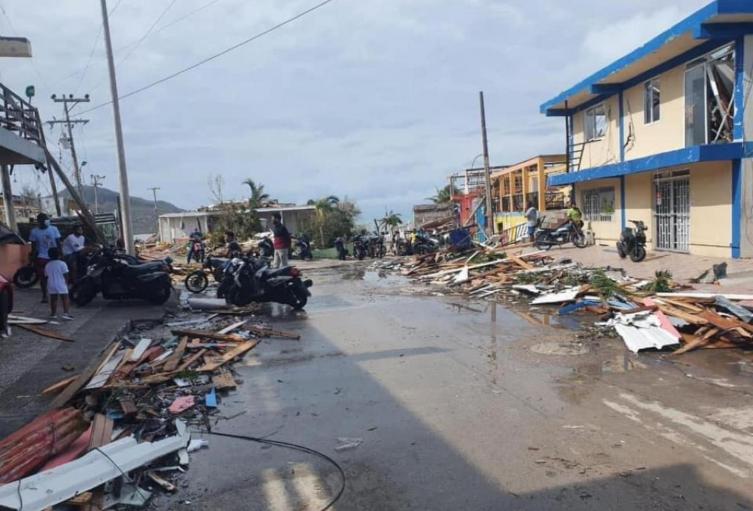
top-left (47, 185), bottom-right (184, 235)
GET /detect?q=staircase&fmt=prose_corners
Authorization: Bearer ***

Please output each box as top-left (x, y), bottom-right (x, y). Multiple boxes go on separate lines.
top-left (569, 141), bottom-right (586, 172)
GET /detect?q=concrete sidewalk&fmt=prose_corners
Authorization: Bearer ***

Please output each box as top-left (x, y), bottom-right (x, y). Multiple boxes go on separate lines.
top-left (0, 287), bottom-right (174, 437)
top-left (519, 244), bottom-right (753, 293)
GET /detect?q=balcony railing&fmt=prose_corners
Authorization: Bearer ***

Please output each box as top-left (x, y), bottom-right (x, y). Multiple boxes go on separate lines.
top-left (0, 83), bottom-right (43, 146)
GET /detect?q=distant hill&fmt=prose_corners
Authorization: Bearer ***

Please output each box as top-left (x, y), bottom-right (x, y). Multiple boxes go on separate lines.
top-left (46, 185), bottom-right (184, 235)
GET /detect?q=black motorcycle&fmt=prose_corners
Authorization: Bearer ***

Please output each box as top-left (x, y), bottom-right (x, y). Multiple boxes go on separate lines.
top-left (71, 249), bottom-right (173, 306)
top-left (218, 256), bottom-right (312, 309)
top-left (367, 235), bottom-right (386, 259)
top-left (534, 220), bottom-right (587, 250)
top-left (353, 235), bottom-right (368, 260)
top-left (413, 233), bottom-right (439, 255)
top-left (184, 255), bottom-right (228, 293)
top-left (292, 237), bottom-right (313, 260)
top-left (617, 219), bottom-right (647, 262)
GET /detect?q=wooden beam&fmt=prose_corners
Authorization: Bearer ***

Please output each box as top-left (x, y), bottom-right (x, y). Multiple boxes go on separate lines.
top-left (49, 341), bottom-right (120, 410)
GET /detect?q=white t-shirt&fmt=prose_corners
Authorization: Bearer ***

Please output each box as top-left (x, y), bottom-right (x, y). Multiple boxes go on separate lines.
top-left (525, 207), bottom-right (538, 227)
top-left (45, 260), bottom-right (69, 295)
top-left (62, 234), bottom-right (85, 256)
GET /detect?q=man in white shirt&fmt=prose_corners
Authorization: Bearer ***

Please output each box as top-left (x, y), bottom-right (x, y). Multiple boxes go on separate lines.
top-left (525, 201), bottom-right (539, 242)
top-left (28, 213), bottom-right (61, 303)
top-left (62, 224), bottom-right (86, 283)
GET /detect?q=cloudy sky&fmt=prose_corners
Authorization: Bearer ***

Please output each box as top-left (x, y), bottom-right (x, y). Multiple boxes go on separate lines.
top-left (0, 0), bottom-right (710, 224)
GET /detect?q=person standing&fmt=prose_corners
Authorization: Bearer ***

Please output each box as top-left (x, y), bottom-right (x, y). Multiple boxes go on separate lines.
top-left (28, 213), bottom-right (61, 303)
top-left (271, 212), bottom-right (291, 268)
top-left (62, 224), bottom-right (86, 283)
top-left (45, 247), bottom-right (73, 320)
top-left (525, 201), bottom-right (539, 242)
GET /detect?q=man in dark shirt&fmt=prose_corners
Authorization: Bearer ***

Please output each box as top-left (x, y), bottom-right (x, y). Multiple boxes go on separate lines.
top-left (271, 213), bottom-right (291, 268)
top-left (225, 231), bottom-right (242, 258)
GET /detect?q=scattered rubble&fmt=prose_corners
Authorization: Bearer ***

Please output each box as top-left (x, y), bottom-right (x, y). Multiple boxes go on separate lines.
top-left (376, 246), bottom-right (753, 357)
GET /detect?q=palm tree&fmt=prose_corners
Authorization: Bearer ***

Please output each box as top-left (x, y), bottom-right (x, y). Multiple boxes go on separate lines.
top-left (428, 184), bottom-right (456, 204)
top-left (381, 210), bottom-right (403, 232)
top-left (308, 195), bottom-right (340, 246)
top-left (243, 179), bottom-right (270, 208)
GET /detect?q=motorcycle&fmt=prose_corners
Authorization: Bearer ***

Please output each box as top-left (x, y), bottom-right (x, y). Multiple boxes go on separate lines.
top-left (413, 233), bottom-right (439, 255)
top-left (71, 249), bottom-right (173, 307)
top-left (368, 235), bottom-right (386, 259)
top-left (534, 220), bottom-right (587, 250)
top-left (218, 256), bottom-right (312, 310)
top-left (184, 255), bottom-right (229, 293)
top-left (12, 264), bottom-right (38, 289)
top-left (617, 219), bottom-right (647, 262)
top-left (292, 237), bottom-right (313, 260)
top-left (353, 235), bottom-right (368, 260)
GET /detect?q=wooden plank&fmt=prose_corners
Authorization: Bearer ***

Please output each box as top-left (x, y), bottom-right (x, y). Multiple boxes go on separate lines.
top-left (41, 375), bottom-right (78, 396)
top-left (85, 351), bottom-right (125, 390)
top-left (508, 254), bottom-right (535, 271)
top-left (657, 298), bottom-right (704, 313)
top-left (129, 339), bottom-right (152, 361)
top-left (246, 325), bottom-right (300, 340)
top-left (87, 414), bottom-right (113, 451)
top-left (49, 341), bottom-right (120, 410)
top-left (176, 348), bottom-right (208, 372)
top-left (163, 337), bottom-right (188, 372)
top-left (16, 324), bottom-right (74, 342)
top-left (655, 304), bottom-right (708, 325)
top-left (171, 329), bottom-right (246, 343)
top-left (197, 341), bottom-right (258, 372)
top-left (217, 320), bottom-right (248, 335)
top-left (212, 372), bottom-right (237, 390)
top-left (672, 334), bottom-right (711, 355)
top-left (699, 310), bottom-right (750, 335)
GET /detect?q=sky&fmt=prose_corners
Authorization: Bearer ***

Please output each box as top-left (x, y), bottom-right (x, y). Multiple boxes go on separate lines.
top-left (0, 0), bottom-right (711, 224)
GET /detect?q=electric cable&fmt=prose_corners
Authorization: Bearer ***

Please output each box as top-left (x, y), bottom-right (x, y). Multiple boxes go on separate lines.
top-left (201, 429), bottom-right (346, 511)
top-left (158, 0), bottom-right (225, 32)
top-left (117, 0), bottom-right (178, 66)
top-left (79, 0), bottom-right (337, 115)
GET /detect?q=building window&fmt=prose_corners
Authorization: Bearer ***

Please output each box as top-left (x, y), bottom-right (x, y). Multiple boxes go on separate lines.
top-left (644, 79), bottom-right (660, 124)
top-left (585, 104), bottom-right (607, 141)
top-left (582, 187), bottom-right (615, 223)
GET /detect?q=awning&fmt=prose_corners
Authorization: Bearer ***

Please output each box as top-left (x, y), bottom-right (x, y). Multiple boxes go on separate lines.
top-left (548, 143), bottom-right (746, 186)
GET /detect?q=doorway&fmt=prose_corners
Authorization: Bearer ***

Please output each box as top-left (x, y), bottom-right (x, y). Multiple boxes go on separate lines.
top-left (654, 171), bottom-right (690, 252)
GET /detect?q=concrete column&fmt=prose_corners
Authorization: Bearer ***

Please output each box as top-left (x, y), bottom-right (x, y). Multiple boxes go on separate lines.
top-left (537, 158), bottom-right (546, 212)
top-left (739, 35), bottom-right (753, 257)
top-left (1, 165), bottom-right (16, 231)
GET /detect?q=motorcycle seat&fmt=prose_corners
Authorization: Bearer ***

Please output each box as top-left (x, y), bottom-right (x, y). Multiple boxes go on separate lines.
top-left (122, 262), bottom-right (165, 277)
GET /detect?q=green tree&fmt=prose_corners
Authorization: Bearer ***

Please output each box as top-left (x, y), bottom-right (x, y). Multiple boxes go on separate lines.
top-left (243, 179), bottom-right (270, 208)
top-left (308, 195), bottom-right (340, 246)
top-left (380, 210), bottom-right (402, 233)
top-left (302, 196), bottom-right (358, 249)
top-left (428, 185), bottom-right (457, 204)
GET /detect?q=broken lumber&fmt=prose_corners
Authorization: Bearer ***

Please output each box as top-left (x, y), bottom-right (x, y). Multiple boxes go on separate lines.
top-left (197, 341), bottom-right (258, 372)
top-left (16, 324), bottom-right (74, 342)
top-left (170, 329), bottom-right (246, 343)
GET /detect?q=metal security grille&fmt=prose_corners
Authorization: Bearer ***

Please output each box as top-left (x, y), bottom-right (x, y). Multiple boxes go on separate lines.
top-left (655, 174), bottom-right (690, 252)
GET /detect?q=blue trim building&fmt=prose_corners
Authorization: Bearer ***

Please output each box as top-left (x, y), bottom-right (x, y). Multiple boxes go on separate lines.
top-left (541, 0), bottom-right (753, 258)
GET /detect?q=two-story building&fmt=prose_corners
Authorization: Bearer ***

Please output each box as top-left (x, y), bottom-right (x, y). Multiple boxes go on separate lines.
top-left (541, 0), bottom-right (753, 258)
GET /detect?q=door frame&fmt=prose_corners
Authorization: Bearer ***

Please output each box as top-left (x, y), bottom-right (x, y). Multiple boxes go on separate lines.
top-left (653, 170), bottom-right (691, 253)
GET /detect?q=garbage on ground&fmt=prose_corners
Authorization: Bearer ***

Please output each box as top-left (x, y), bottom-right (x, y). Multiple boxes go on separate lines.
top-left (0, 310), bottom-right (303, 509)
top-left (376, 245), bottom-right (753, 357)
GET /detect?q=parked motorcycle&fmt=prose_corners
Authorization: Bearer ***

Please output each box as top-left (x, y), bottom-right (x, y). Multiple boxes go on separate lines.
top-left (534, 220), bottom-right (587, 250)
top-left (413, 232), bottom-right (439, 255)
top-left (292, 236), bottom-right (313, 260)
top-left (184, 255), bottom-right (229, 293)
top-left (218, 256), bottom-right (312, 309)
top-left (616, 219), bottom-right (647, 262)
top-left (368, 235), bottom-right (386, 259)
top-left (353, 235), bottom-right (368, 260)
top-left (257, 237), bottom-right (274, 258)
top-left (71, 249), bottom-right (173, 306)
top-left (12, 264), bottom-right (38, 289)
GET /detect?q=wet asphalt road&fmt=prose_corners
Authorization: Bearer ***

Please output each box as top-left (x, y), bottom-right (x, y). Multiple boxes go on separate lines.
top-left (147, 261), bottom-right (753, 510)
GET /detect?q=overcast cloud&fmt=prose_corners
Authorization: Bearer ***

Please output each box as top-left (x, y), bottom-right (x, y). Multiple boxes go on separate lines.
top-left (0, 0), bottom-right (710, 223)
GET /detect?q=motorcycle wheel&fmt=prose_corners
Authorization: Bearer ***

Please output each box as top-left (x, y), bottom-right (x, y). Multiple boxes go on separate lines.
top-left (148, 283), bottom-right (172, 305)
top-left (185, 271), bottom-right (209, 294)
top-left (13, 266), bottom-right (38, 289)
top-left (571, 231), bottom-right (587, 249)
top-left (534, 233), bottom-right (552, 251)
top-left (629, 246), bottom-right (647, 263)
top-left (71, 279), bottom-right (97, 307)
top-left (357, 251), bottom-right (365, 261)
top-left (289, 283), bottom-right (309, 310)
top-left (616, 243), bottom-right (627, 259)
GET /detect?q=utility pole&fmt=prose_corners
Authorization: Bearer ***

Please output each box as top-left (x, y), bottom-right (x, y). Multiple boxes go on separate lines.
top-left (479, 91), bottom-right (495, 236)
top-left (148, 186), bottom-right (160, 237)
top-left (0, 165), bottom-right (16, 230)
top-left (49, 94), bottom-right (89, 201)
top-left (90, 174), bottom-right (106, 214)
top-left (101, 0), bottom-right (134, 255)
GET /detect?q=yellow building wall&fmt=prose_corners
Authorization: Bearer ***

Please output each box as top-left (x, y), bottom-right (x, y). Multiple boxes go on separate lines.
top-left (572, 95), bottom-right (620, 170)
top-left (623, 64), bottom-right (686, 160)
top-left (624, 173), bottom-right (654, 250)
top-left (689, 161), bottom-right (732, 258)
top-left (576, 178), bottom-right (622, 242)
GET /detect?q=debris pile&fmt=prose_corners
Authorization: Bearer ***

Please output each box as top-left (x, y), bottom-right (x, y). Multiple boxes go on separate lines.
top-left (386, 246), bottom-right (753, 356)
top-left (0, 313), bottom-right (300, 509)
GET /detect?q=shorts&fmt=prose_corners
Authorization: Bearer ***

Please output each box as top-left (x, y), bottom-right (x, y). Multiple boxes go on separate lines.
top-left (34, 258), bottom-right (49, 278)
top-left (527, 225), bottom-right (536, 237)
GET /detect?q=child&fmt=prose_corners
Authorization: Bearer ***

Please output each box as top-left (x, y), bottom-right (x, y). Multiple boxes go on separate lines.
top-left (45, 247), bottom-right (73, 320)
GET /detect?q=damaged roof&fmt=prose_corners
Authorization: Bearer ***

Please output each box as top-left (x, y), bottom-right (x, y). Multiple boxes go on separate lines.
top-left (540, 0), bottom-right (753, 116)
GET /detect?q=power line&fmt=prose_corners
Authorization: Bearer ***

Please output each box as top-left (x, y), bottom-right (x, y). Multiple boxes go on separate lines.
top-left (117, 0), bottom-right (178, 66)
top-left (79, 0), bottom-right (337, 115)
top-left (158, 0), bottom-right (224, 32)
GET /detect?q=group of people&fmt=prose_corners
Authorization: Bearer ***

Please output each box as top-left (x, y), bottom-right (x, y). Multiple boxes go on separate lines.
top-left (524, 201), bottom-right (583, 242)
top-left (27, 213), bottom-right (88, 320)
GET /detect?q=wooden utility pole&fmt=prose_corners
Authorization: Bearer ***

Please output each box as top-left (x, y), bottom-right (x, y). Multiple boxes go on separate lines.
top-left (101, 0), bottom-right (134, 255)
top-left (91, 174), bottom-right (106, 214)
top-left (1, 165), bottom-right (16, 230)
top-left (49, 95), bottom-right (89, 200)
top-left (148, 186), bottom-right (160, 236)
top-left (479, 91), bottom-right (495, 235)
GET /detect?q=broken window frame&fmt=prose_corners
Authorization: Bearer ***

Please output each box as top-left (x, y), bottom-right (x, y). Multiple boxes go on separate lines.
top-left (684, 43), bottom-right (736, 147)
top-left (585, 104), bottom-right (607, 141)
top-left (644, 78), bottom-right (661, 124)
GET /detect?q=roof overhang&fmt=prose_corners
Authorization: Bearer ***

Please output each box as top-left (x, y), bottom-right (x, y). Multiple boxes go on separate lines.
top-left (0, 126), bottom-right (45, 165)
top-left (548, 143), bottom-right (748, 186)
top-left (541, 0), bottom-right (753, 116)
